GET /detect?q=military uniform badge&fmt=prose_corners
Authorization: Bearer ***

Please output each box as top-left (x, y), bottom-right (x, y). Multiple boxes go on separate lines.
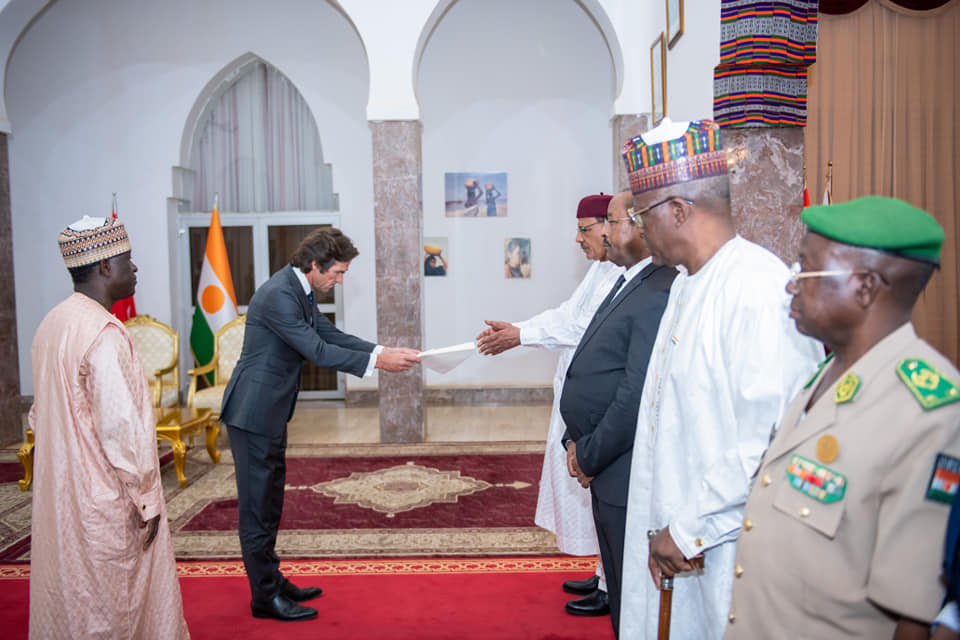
top-left (927, 453), bottom-right (960, 504)
top-left (787, 455), bottom-right (847, 504)
top-left (897, 358), bottom-right (960, 410)
top-left (834, 373), bottom-right (861, 404)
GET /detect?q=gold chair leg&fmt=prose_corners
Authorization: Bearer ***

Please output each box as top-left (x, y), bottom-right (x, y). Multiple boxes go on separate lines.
top-left (205, 421), bottom-right (221, 464)
top-left (171, 438), bottom-right (188, 489)
top-left (17, 440), bottom-right (34, 492)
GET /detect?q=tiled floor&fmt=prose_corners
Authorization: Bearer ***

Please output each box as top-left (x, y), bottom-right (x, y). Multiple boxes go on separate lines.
top-left (286, 401), bottom-right (552, 444)
top-left (0, 401), bottom-right (553, 462)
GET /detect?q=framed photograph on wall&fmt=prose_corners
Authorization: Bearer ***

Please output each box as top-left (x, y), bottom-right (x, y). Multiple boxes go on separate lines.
top-left (423, 237), bottom-right (449, 277)
top-left (650, 33), bottom-right (666, 125)
top-left (667, 0), bottom-right (684, 49)
top-left (444, 171), bottom-right (507, 218)
top-left (504, 237), bottom-right (531, 279)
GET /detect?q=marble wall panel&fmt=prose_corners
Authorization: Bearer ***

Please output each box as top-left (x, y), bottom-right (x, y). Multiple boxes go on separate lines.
top-left (726, 127), bottom-right (806, 265)
top-left (0, 134), bottom-right (21, 445)
top-left (370, 120), bottom-right (425, 443)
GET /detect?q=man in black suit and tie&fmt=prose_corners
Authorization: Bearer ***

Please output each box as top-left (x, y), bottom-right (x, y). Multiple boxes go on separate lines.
top-left (221, 228), bottom-right (420, 622)
top-left (559, 190), bottom-right (676, 637)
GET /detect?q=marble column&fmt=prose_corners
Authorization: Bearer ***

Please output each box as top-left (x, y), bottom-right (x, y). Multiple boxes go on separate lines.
top-left (0, 133), bottom-right (21, 445)
top-left (612, 114), bottom-right (651, 192)
top-left (370, 121), bottom-right (425, 443)
top-left (725, 127), bottom-right (806, 264)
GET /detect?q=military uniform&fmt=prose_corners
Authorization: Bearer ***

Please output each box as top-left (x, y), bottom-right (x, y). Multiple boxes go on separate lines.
top-left (724, 322), bottom-right (960, 638)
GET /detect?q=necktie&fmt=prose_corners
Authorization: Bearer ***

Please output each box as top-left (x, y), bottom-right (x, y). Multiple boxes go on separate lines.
top-left (307, 292), bottom-right (315, 325)
top-left (594, 274), bottom-right (626, 317)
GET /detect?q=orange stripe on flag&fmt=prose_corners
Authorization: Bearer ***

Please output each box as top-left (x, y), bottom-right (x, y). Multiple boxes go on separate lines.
top-left (204, 205), bottom-right (237, 309)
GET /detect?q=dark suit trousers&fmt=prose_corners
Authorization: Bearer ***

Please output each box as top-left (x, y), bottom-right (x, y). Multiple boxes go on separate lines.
top-left (592, 495), bottom-right (627, 639)
top-left (228, 425), bottom-right (288, 603)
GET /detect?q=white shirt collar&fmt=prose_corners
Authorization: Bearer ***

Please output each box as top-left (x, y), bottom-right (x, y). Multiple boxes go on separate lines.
top-left (622, 256), bottom-right (653, 284)
top-left (292, 266), bottom-right (312, 296)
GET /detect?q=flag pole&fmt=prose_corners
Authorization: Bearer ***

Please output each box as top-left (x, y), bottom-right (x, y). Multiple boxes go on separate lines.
top-left (825, 161), bottom-right (833, 205)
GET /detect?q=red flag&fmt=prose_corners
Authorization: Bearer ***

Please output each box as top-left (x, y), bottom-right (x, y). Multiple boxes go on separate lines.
top-left (109, 193), bottom-right (137, 321)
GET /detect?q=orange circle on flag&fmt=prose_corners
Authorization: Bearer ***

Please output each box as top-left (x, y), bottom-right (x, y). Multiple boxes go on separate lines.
top-left (201, 285), bottom-right (225, 314)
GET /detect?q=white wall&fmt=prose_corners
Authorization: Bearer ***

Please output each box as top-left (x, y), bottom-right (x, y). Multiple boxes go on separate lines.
top-left (8, 0), bottom-right (372, 395)
top-left (417, 0), bottom-right (616, 386)
top-left (6, 0), bottom-right (721, 395)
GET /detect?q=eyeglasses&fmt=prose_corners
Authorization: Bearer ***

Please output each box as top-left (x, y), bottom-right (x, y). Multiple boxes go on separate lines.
top-left (789, 262), bottom-right (891, 288)
top-left (628, 197), bottom-right (695, 227)
top-left (788, 262), bottom-right (856, 287)
top-left (577, 220), bottom-right (605, 234)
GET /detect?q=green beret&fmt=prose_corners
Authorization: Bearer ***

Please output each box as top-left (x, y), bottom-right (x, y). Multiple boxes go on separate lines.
top-left (802, 196), bottom-right (944, 263)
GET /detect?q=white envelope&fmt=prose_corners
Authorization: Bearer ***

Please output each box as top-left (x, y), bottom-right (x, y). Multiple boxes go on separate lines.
top-left (418, 342), bottom-right (477, 374)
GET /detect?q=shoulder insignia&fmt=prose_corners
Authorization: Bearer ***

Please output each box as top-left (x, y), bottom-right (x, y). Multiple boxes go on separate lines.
top-left (834, 372), bottom-right (861, 404)
top-left (897, 358), bottom-right (960, 410)
top-left (786, 455), bottom-right (847, 504)
top-left (927, 453), bottom-right (960, 504)
top-left (804, 352), bottom-right (835, 389)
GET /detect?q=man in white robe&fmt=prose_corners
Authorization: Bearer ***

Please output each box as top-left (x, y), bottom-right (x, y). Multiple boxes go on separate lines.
top-left (477, 193), bottom-right (623, 615)
top-left (29, 216), bottom-right (189, 639)
top-left (616, 120), bottom-right (823, 639)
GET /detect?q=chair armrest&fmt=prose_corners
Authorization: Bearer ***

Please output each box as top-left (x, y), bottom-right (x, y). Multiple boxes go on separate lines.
top-left (187, 359), bottom-right (217, 408)
top-left (153, 361), bottom-right (177, 378)
top-left (187, 361), bottom-right (216, 377)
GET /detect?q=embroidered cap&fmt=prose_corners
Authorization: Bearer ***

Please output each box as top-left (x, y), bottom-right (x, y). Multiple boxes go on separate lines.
top-left (802, 196), bottom-right (944, 264)
top-left (576, 194), bottom-right (613, 219)
top-left (58, 215), bottom-right (131, 269)
top-left (621, 119), bottom-right (728, 196)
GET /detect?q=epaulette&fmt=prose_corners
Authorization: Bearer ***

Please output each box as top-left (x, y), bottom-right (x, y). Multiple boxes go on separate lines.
top-left (897, 358), bottom-right (960, 410)
top-left (803, 352), bottom-right (834, 389)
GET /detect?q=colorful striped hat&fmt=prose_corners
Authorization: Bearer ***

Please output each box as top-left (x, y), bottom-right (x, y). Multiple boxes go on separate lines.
top-left (58, 215), bottom-right (131, 269)
top-left (622, 119), bottom-right (728, 195)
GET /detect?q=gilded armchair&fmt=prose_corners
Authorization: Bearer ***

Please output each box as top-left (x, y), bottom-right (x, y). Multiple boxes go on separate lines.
top-left (124, 314), bottom-right (179, 408)
top-left (187, 314), bottom-right (245, 418)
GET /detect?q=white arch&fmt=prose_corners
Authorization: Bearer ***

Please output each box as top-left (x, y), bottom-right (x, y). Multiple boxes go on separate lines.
top-left (0, 0), bottom-right (54, 133)
top-left (412, 0), bottom-right (626, 115)
top-left (177, 51), bottom-right (338, 211)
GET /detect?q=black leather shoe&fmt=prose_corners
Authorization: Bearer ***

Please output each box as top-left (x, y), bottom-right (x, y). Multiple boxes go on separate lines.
top-left (281, 580), bottom-right (322, 603)
top-left (565, 590), bottom-right (610, 617)
top-left (251, 593), bottom-right (318, 621)
top-left (562, 574), bottom-right (600, 595)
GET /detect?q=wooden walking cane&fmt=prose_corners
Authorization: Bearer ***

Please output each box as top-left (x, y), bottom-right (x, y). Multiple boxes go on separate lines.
top-left (648, 530), bottom-right (705, 640)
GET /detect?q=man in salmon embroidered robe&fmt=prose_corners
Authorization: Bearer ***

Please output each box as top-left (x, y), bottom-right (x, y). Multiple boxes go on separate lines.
top-left (28, 215), bottom-right (189, 639)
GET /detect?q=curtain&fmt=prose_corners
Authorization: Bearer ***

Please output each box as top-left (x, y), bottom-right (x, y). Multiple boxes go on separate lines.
top-left (806, 0), bottom-right (960, 364)
top-left (821, 0), bottom-right (952, 14)
top-left (191, 62), bottom-right (336, 213)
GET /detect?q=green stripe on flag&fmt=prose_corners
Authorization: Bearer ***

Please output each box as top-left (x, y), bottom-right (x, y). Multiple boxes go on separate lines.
top-left (190, 305), bottom-right (215, 385)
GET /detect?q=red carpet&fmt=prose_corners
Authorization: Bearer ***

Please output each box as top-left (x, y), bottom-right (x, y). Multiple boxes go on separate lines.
top-left (0, 557), bottom-right (615, 639)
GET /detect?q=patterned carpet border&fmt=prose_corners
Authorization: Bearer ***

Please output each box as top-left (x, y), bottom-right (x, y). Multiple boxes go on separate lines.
top-left (281, 442), bottom-right (547, 457)
top-left (0, 556), bottom-right (595, 580)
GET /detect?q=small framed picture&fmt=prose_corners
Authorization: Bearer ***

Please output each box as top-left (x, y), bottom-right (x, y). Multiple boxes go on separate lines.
top-left (666, 0), bottom-right (684, 49)
top-left (444, 172), bottom-right (507, 218)
top-left (504, 237), bottom-right (531, 279)
top-left (650, 33), bottom-right (666, 125)
top-left (423, 237), bottom-right (449, 277)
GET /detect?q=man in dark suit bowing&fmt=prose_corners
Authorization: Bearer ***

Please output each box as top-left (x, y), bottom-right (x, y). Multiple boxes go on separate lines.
top-left (221, 227), bottom-right (420, 622)
top-left (559, 190), bottom-right (676, 637)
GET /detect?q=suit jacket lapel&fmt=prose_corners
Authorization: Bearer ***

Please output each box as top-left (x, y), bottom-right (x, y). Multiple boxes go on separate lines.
top-left (572, 263), bottom-right (656, 362)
